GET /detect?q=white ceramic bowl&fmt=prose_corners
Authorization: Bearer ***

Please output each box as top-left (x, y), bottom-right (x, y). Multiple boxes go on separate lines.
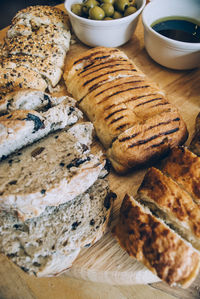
top-left (142, 0), bottom-right (200, 70)
top-left (64, 0), bottom-right (146, 47)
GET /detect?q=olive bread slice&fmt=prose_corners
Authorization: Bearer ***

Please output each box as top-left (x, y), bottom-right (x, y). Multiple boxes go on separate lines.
top-left (0, 96), bottom-right (82, 160)
top-left (0, 178), bottom-right (115, 277)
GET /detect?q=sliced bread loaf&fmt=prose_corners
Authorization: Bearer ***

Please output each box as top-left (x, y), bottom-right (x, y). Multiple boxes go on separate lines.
top-left (113, 194), bottom-right (200, 288)
top-left (0, 122), bottom-right (105, 220)
top-left (0, 177), bottom-right (115, 277)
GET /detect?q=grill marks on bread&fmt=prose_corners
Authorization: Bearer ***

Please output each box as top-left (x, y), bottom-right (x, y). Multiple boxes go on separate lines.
top-left (64, 47), bottom-right (188, 173)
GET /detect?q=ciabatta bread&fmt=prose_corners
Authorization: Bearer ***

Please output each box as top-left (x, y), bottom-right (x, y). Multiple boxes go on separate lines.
top-left (113, 194), bottom-right (200, 288)
top-left (64, 47), bottom-right (188, 174)
top-left (0, 123), bottom-right (105, 220)
top-left (0, 96), bottom-right (82, 159)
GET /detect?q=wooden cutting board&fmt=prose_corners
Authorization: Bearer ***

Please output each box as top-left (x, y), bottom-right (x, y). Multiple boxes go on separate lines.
top-left (0, 4), bottom-right (200, 298)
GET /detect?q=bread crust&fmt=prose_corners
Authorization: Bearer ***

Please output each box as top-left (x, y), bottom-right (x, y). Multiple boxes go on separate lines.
top-left (162, 146), bottom-right (200, 205)
top-left (113, 194), bottom-right (200, 288)
top-left (107, 111), bottom-right (188, 174)
top-left (137, 167), bottom-right (200, 250)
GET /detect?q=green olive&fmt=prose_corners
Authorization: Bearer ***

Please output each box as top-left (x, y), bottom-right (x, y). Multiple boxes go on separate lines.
top-left (104, 16), bottom-right (113, 20)
top-left (89, 6), bottom-right (105, 19)
top-left (101, 0), bottom-right (115, 4)
top-left (71, 3), bottom-right (83, 16)
top-left (114, 0), bottom-right (129, 12)
top-left (101, 3), bottom-right (114, 17)
top-left (124, 5), bottom-right (137, 16)
top-left (82, 0), bottom-right (99, 15)
top-left (128, 0), bottom-right (137, 7)
top-left (113, 10), bottom-right (123, 18)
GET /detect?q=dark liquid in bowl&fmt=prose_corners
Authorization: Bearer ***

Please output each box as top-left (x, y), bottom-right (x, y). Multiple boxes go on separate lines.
top-left (151, 17), bottom-right (200, 43)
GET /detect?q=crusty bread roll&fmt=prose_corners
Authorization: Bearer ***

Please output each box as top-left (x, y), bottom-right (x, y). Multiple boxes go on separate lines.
top-left (64, 47), bottom-right (188, 174)
top-left (113, 194), bottom-right (200, 288)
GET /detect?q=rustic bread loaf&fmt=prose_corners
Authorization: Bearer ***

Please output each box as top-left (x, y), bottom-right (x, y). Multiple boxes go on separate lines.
top-left (64, 47), bottom-right (188, 174)
top-left (0, 177), bottom-right (115, 277)
top-left (11, 5), bottom-right (69, 30)
top-left (0, 96), bottom-right (82, 159)
top-left (137, 167), bottom-right (200, 251)
top-left (0, 122), bottom-right (105, 221)
top-left (113, 194), bottom-right (200, 288)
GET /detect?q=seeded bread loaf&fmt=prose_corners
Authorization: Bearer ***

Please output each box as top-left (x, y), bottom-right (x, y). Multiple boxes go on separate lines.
top-left (64, 47), bottom-right (188, 174)
top-left (113, 194), bottom-right (200, 288)
top-left (0, 122), bottom-right (105, 220)
top-left (0, 96), bottom-right (82, 159)
top-left (0, 177), bottom-right (115, 277)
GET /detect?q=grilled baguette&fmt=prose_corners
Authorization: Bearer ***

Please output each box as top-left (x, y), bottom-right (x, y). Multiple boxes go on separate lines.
top-left (113, 194), bottom-right (200, 288)
top-left (64, 47), bottom-right (188, 173)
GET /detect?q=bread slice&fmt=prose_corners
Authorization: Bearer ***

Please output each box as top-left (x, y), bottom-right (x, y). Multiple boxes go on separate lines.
top-left (0, 122), bottom-right (105, 220)
top-left (113, 194), bottom-right (200, 288)
top-left (162, 146), bottom-right (200, 205)
top-left (0, 54), bottom-right (63, 88)
top-left (137, 167), bottom-right (200, 251)
top-left (2, 35), bottom-right (67, 69)
top-left (107, 111), bottom-right (188, 174)
top-left (0, 65), bottom-right (48, 95)
top-left (0, 177), bottom-right (115, 276)
top-left (0, 90), bottom-right (66, 114)
top-left (0, 97), bottom-right (82, 159)
top-left (11, 5), bottom-right (69, 30)
top-left (189, 112), bottom-right (200, 156)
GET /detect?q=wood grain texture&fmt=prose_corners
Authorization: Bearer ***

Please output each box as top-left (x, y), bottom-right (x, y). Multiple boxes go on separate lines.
top-left (0, 4), bottom-right (200, 299)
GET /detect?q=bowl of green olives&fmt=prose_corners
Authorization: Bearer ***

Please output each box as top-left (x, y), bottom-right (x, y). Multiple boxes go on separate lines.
top-left (64, 0), bottom-right (146, 47)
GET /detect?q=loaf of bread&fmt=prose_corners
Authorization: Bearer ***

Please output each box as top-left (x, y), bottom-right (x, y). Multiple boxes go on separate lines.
top-left (113, 194), bottom-right (200, 288)
top-left (64, 47), bottom-right (188, 174)
top-left (0, 5), bottom-right (71, 98)
top-left (0, 95), bottom-right (82, 159)
top-left (114, 146), bottom-right (200, 287)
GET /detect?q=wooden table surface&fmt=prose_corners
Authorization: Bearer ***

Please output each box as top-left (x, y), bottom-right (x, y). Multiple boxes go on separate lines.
top-left (0, 4), bottom-right (200, 299)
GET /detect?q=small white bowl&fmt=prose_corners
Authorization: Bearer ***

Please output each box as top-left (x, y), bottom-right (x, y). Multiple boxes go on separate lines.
top-left (142, 0), bottom-right (200, 70)
top-left (64, 0), bottom-right (146, 47)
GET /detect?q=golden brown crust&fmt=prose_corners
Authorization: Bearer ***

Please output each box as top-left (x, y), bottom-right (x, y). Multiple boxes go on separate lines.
top-left (113, 194), bottom-right (200, 288)
top-left (162, 146), bottom-right (200, 205)
top-left (137, 167), bottom-right (200, 248)
top-left (107, 111), bottom-right (188, 174)
top-left (189, 112), bottom-right (200, 156)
